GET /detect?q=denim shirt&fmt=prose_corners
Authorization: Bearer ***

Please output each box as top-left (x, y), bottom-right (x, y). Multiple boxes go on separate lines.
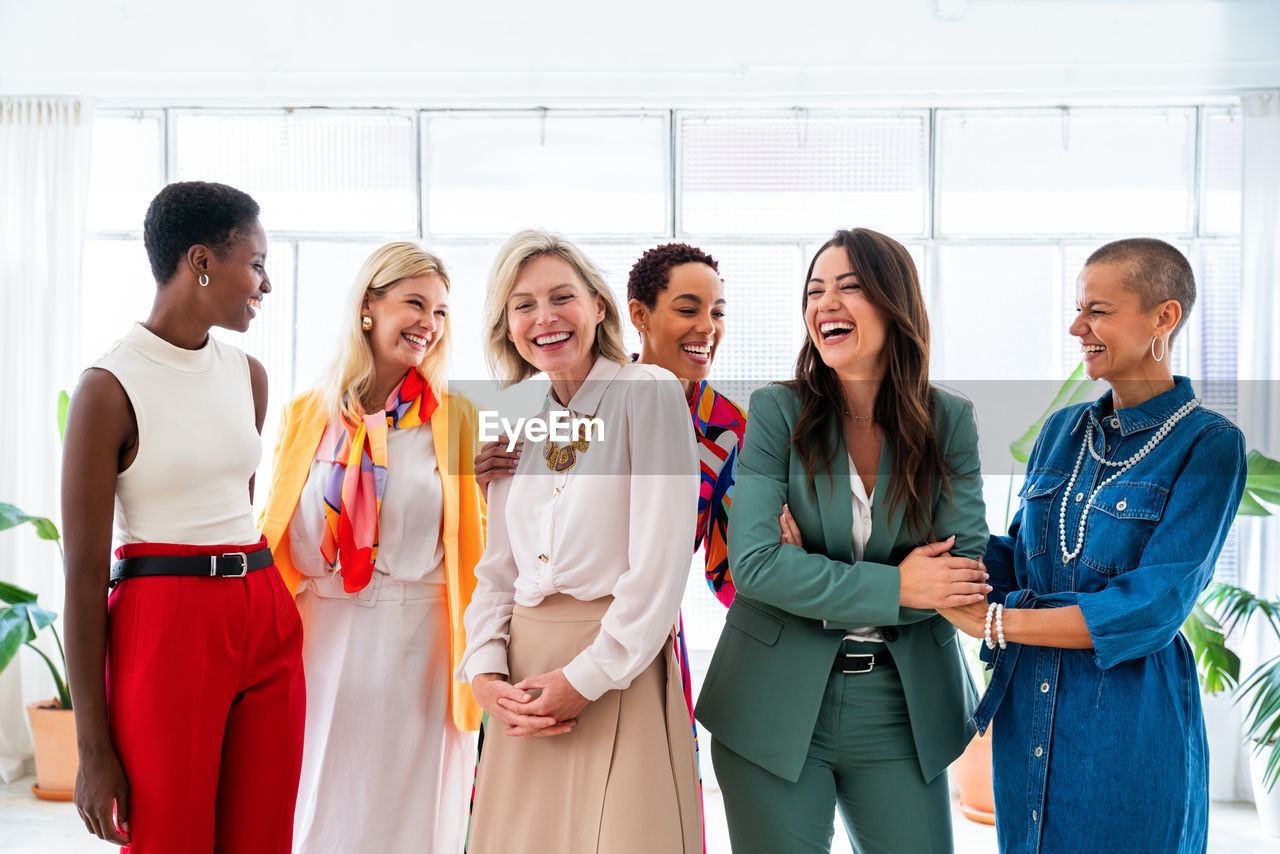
top-left (973, 377), bottom-right (1245, 854)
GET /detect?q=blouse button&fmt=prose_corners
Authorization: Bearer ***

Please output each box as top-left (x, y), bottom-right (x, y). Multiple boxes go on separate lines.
top-left (1034, 745), bottom-right (1043, 758)
top-left (1116, 499), bottom-right (1128, 512)
top-left (1040, 681), bottom-right (1050, 693)
top-left (863, 515), bottom-right (871, 525)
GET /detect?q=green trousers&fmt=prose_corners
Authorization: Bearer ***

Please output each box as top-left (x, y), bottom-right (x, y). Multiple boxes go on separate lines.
top-left (711, 645), bottom-right (953, 854)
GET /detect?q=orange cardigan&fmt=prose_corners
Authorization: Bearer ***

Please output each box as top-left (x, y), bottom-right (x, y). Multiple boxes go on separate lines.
top-left (258, 388), bottom-right (486, 732)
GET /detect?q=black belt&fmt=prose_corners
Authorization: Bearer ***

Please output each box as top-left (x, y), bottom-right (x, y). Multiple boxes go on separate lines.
top-left (832, 649), bottom-right (895, 675)
top-left (110, 547), bottom-right (274, 586)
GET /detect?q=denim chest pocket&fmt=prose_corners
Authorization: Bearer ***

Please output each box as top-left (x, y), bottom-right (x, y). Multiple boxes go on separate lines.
top-left (1018, 471), bottom-right (1066, 559)
top-left (1079, 480), bottom-right (1169, 576)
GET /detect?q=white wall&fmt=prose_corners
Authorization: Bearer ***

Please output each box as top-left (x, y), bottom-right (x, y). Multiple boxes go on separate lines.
top-left (2, 0), bottom-right (1279, 105)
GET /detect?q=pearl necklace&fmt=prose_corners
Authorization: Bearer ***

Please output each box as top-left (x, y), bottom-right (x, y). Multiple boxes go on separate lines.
top-left (1058, 397), bottom-right (1201, 565)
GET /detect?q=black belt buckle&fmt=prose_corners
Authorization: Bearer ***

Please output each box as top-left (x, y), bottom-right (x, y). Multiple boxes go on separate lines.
top-left (213, 552), bottom-right (249, 578)
top-left (838, 653), bottom-right (876, 674)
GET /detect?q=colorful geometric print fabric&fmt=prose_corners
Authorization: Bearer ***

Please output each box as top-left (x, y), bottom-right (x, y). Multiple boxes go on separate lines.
top-left (689, 380), bottom-right (747, 607)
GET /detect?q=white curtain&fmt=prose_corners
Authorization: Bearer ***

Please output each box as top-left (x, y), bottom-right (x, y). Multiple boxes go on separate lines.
top-left (0, 98), bottom-right (93, 782)
top-left (1230, 90), bottom-right (1280, 803)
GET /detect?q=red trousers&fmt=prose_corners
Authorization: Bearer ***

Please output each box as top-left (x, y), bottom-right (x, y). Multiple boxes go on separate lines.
top-left (106, 539), bottom-right (305, 853)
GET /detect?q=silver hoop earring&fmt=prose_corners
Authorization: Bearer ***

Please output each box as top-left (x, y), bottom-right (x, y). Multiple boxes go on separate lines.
top-left (198, 273), bottom-right (210, 287)
top-left (1151, 335), bottom-right (1167, 362)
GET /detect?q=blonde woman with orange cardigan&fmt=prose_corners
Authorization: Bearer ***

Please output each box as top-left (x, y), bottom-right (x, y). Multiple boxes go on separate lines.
top-left (259, 242), bottom-right (485, 854)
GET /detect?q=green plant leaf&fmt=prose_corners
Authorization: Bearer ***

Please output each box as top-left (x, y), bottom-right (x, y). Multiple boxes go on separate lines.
top-left (1183, 602), bottom-right (1240, 694)
top-left (0, 606), bottom-right (38, 674)
top-left (0, 503), bottom-right (60, 541)
top-left (57, 390), bottom-right (70, 443)
top-left (0, 580), bottom-right (38, 605)
top-left (1241, 450), bottom-right (1280, 516)
top-left (0, 504), bottom-right (24, 532)
top-left (1009, 363), bottom-right (1098, 464)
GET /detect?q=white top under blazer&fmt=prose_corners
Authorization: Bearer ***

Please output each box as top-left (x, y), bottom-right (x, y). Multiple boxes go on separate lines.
top-left (457, 356), bottom-right (699, 701)
top-left (90, 322), bottom-right (262, 547)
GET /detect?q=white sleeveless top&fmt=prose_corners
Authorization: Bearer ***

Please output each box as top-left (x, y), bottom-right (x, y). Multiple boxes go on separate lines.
top-left (91, 323), bottom-right (262, 546)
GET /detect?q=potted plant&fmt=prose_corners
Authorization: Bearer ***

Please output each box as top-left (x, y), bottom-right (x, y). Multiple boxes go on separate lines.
top-left (1182, 447), bottom-right (1280, 835)
top-left (1185, 576), bottom-right (1280, 835)
top-left (1, 502), bottom-right (76, 801)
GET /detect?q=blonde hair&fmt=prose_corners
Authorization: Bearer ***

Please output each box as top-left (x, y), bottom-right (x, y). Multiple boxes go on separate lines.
top-left (483, 229), bottom-right (627, 386)
top-left (322, 241), bottom-right (452, 413)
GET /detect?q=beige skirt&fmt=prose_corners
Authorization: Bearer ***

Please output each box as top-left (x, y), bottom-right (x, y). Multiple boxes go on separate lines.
top-left (467, 594), bottom-right (702, 854)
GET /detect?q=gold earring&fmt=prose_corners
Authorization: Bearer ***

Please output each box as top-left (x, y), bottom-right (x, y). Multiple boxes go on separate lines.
top-left (361, 315), bottom-right (373, 331)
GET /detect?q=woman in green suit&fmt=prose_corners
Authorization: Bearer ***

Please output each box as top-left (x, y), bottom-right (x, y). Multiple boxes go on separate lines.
top-left (695, 228), bottom-right (990, 853)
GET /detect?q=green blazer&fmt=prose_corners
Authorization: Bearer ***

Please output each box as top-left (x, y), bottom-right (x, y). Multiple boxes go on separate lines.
top-left (694, 382), bottom-right (985, 784)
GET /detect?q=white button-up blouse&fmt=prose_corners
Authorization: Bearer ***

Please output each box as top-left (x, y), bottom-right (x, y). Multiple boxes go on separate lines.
top-left (457, 356), bottom-right (699, 701)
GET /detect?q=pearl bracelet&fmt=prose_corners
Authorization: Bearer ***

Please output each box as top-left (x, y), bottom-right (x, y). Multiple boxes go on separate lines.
top-left (995, 603), bottom-right (1007, 650)
top-left (984, 601), bottom-right (999, 650)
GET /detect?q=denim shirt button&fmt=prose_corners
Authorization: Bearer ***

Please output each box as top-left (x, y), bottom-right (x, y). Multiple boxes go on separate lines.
top-left (1040, 681), bottom-right (1050, 693)
top-left (1074, 492), bottom-right (1083, 503)
top-left (1034, 745), bottom-right (1043, 757)
top-left (1032, 809), bottom-right (1038, 822)
top-left (1110, 417), bottom-right (1120, 429)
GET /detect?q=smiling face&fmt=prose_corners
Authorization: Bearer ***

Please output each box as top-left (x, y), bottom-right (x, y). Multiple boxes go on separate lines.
top-left (506, 254), bottom-right (606, 383)
top-left (364, 275), bottom-right (448, 379)
top-left (804, 246), bottom-right (889, 380)
top-left (205, 220), bottom-right (270, 333)
top-left (631, 262), bottom-right (725, 388)
top-left (1070, 261), bottom-right (1176, 384)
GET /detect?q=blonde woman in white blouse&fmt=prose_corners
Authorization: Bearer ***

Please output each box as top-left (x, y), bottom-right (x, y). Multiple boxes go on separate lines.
top-left (457, 229), bottom-right (703, 854)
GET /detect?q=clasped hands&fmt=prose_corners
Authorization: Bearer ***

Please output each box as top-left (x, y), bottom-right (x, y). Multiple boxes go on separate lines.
top-left (472, 668), bottom-right (588, 738)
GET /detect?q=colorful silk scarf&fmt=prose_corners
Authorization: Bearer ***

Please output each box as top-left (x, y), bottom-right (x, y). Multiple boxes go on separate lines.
top-left (316, 369), bottom-right (438, 592)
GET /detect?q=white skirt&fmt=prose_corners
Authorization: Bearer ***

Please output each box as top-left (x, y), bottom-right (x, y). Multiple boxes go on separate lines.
top-left (292, 573), bottom-right (473, 854)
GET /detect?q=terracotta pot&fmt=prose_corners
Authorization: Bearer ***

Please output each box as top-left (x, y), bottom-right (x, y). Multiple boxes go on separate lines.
top-left (25, 699), bottom-right (77, 801)
top-left (953, 726), bottom-right (996, 825)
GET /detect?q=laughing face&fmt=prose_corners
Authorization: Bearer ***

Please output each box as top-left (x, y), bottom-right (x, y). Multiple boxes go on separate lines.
top-left (364, 275), bottom-right (448, 378)
top-left (804, 245), bottom-right (889, 379)
top-left (632, 262), bottom-right (725, 390)
top-left (506, 254), bottom-right (606, 383)
top-left (1070, 261), bottom-right (1169, 384)
top-left (206, 219), bottom-right (270, 333)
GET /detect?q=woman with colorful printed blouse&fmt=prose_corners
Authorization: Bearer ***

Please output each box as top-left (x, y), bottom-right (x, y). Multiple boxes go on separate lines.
top-left (258, 242), bottom-right (485, 853)
top-left (626, 243), bottom-right (747, 609)
top-left (939, 238), bottom-right (1247, 854)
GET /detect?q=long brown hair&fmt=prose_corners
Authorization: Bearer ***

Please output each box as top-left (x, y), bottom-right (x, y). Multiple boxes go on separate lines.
top-left (788, 228), bottom-right (949, 540)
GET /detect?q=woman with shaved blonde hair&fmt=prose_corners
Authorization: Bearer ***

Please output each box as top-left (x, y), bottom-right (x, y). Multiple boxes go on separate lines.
top-left (457, 229), bottom-right (703, 853)
top-left (260, 242), bottom-right (486, 853)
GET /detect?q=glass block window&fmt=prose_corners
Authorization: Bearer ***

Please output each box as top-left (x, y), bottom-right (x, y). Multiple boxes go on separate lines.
top-left (934, 244), bottom-right (1063, 381)
top-left (680, 112), bottom-right (928, 238)
top-left (86, 112), bottom-right (164, 233)
top-left (936, 109), bottom-right (1196, 236)
top-left (292, 241), bottom-right (385, 393)
top-left (1202, 108), bottom-right (1243, 235)
top-left (173, 111), bottom-right (418, 234)
top-left (697, 244), bottom-right (807, 403)
top-left (423, 113), bottom-right (668, 237)
top-left (80, 239), bottom-right (154, 368)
